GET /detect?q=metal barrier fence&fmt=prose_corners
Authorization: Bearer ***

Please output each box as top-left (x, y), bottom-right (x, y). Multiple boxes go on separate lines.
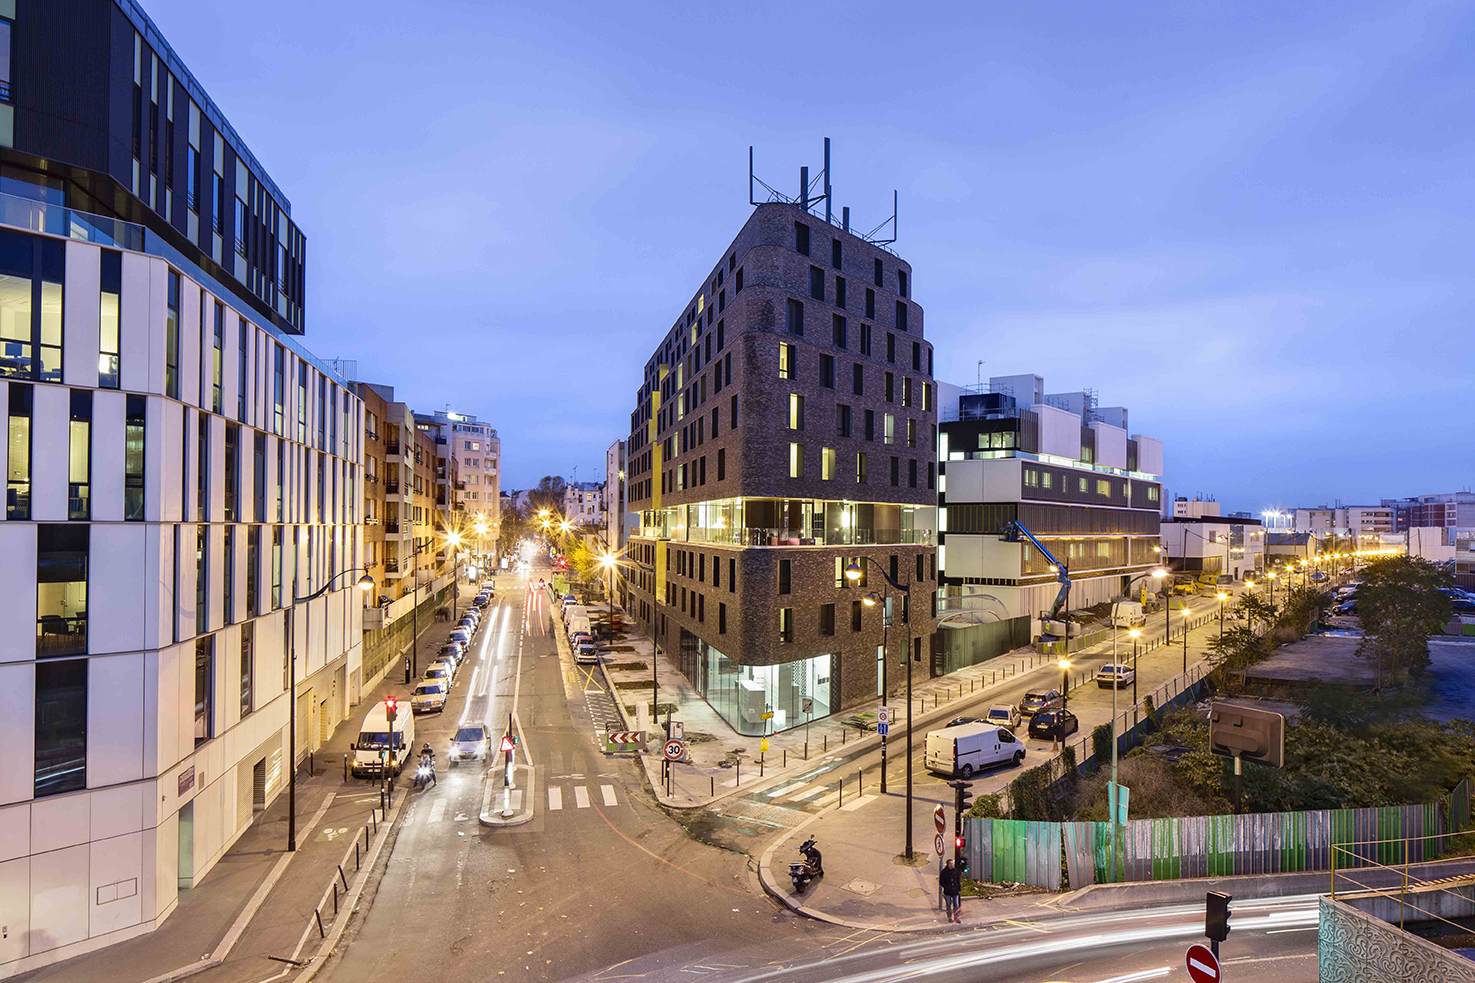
top-left (971, 777), bottom-right (1475, 890)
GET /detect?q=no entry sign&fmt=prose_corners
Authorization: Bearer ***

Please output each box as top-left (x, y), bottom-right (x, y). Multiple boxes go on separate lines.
top-left (1185, 943), bottom-right (1220, 983)
top-left (934, 804), bottom-right (946, 835)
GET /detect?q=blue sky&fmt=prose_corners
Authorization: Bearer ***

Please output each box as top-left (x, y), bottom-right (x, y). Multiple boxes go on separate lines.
top-left (143, 0), bottom-right (1474, 512)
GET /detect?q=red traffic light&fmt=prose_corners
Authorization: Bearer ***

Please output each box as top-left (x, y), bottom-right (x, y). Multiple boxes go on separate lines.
top-left (955, 836), bottom-right (964, 850)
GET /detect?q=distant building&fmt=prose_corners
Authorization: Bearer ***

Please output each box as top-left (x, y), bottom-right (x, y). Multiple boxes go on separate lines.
top-left (1160, 515), bottom-right (1263, 580)
top-left (1381, 492), bottom-right (1475, 533)
top-left (1173, 496), bottom-right (1221, 519)
top-left (605, 440), bottom-right (630, 552)
top-left (935, 374), bottom-right (1163, 664)
top-left (563, 480), bottom-right (605, 530)
top-left (415, 409), bottom-right (500, 539)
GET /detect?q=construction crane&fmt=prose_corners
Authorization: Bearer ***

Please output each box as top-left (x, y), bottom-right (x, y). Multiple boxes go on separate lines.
top-left (1000, 520), bottom-right (1072, 639)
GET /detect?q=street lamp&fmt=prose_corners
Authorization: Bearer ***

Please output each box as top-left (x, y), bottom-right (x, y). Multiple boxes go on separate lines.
top-left (846, 558), bottom-right (915, 858)
top-left (1267, 569), bottom-right (1277, 605)
top-left (1180, 607), bottom-right (1191, 674)
top-left (1217, 592), bottom-right (1228, 645)
top-left (860, 588), bottom-right (890, 793)
top-left (1058, 658), bottom-right (1071, 710)
top-left (599, 551), bottom-right (617, 625)
top-left (288, 569), bottom-right (374, 851)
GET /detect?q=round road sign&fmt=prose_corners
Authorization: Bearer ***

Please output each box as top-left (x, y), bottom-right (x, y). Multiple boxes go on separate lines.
top-left (934, 804), bottom-right (946, 835)
top-left (1185, 943), bottom-right (1220, 983)
top-left (663, 739), bottom-right (686, 762)
top-left (934, 833), bottom-right (945, 856)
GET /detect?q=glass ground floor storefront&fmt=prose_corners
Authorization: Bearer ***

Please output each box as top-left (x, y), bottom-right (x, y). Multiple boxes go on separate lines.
top-left (678, 629), bottom-right (834, 736)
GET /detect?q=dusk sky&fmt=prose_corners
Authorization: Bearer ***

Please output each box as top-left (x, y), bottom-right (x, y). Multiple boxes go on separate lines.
top-left (144, 0), bottom-right (1474, 513)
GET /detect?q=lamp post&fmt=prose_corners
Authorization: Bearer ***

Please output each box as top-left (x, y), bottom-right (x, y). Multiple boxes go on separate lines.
top-left (1267, 569), bottom-right (1277, 606)
top-left (288, 568), bottom-right (375, 851)
top-left (846, 558), bottom-right (912, 858)
top-left (1058, 658), bottom-right (1071, 710)
top-left (1129, 627), bottom-right (1141, 707)
top-left (1180, 608), bottom-right (1190, 674)
top-left (862, 589), bottom-right (889, 794)
top-left (1217, 591), bottom-right (1228, 644)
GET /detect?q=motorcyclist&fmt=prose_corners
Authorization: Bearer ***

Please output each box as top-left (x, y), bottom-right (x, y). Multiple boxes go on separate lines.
top-left (419, 743), bottom-right (437, 788)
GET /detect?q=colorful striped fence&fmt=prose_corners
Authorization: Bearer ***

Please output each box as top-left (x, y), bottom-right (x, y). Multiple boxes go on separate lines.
top-left (970, 778), bottom-right (1473, 891)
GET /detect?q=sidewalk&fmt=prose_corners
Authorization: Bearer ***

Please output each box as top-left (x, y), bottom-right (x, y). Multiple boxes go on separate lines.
top-left (580, 589), bottom-right (1234, 810)
top-left (22, 602), bottom-right (461, 983)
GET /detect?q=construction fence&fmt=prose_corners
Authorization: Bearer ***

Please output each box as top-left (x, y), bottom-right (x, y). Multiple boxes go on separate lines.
top-left (965, 778), bottom-right (1474, 891)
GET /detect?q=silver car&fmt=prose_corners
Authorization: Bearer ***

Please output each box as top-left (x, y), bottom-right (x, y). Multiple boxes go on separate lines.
top-left (448, 724), bottom-right (490, 766)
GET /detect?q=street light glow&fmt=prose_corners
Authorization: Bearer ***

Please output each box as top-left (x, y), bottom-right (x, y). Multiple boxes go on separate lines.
top-left (844, 561), bottom-right (862, 582)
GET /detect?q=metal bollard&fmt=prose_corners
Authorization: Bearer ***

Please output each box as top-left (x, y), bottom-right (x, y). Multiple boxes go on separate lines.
top-left (356, 841), bottom-right (361, 871)
top-left (332, 883), bottom-right (339, 916)
top-left (825, 734), bottom-right (829, 751)
top-left (710, 776), bottom-right (715, 797)
top-left (784, 749), bottom-right (787, 767)
top-left (858, 768), bottom-right (863, 794)
top-left (338, 864), bottom-right (348, 890)
top-left (839, 781), bottom-right (843, 807)
top-left (314, 908), bottom-right (326, 939)
top-left (760, 755), bottom-right (764, 778)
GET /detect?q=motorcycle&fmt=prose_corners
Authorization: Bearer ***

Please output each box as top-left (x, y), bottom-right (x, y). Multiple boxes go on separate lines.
top-left (414, 757), bottom-right (436, 790)
top-left (788, 836), bottom-right (823, 893)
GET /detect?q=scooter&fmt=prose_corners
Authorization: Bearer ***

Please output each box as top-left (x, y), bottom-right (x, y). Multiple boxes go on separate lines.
top-left (788, 836), bottom-right (823, 893)
top-left (414, 758), bottom-right (436, 790)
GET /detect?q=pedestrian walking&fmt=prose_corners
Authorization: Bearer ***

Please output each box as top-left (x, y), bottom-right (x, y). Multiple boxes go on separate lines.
top-left (940, 859), bottom-right (962, 922)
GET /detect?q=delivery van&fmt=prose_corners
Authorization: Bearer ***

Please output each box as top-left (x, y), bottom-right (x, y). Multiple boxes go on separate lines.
top-left (924, 722), bottom-right (1025, 779)
top-left (350, 699), bottom-right (416, 778)
top-left (1112, 600), bottom-right (1147, 628)
top-left (567, 614), bottom-right (591, 640)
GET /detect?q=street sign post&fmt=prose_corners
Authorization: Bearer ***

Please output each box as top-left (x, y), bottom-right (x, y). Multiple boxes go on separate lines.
top-left (605, 730), bottom-right (646, 753)
top-left (663, 739), bottom-right (686, 762)
top-left (1185, 943), bottom-right (1220, 983)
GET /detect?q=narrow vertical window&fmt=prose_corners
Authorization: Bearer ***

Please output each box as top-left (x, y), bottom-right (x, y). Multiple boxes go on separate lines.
top-left (125, 394), bottom-right (146, 519)
top-left (253, 432), bottom-right (266, 519)
top-left (99, 251), bottom-right (122, 388)
top-left (39, 240), bottom-right (63, 383)
top-left (271, 526), bottom-right (282, 608)
top-left (224, 424), bottom-right (239, 521)
top-left (237, 318), bottom-right (249, 420)
top-left (196, 523), bottom-right (208, 627)
top-left (273, 344), bottom-right (284, 435)
top-left (239, 622), bottom-right (254, 717)
top-left (223, 526), bottom-right (235, 625)
top-left (212, 303), bottom-right (224, 413)
top-left (68, 390), bottom-right (91, 520)
top-left (35, 659), bottom-right (87, 798)
top-left (7, 381), bottom-right (30, 519)
top-left (37, 524), bottom-right (88, 657)
top-left (165, 270), bottom-right (180, 399)
top-left (786, 299), bottom-right (804, 336)
top-left (297, 362), bottom-right (307, 442)
top-left (197, 413), bottom-right (208, 519)
top-left (246, 525), bottom-right (260, 616)
top-left (194, 634), bottom-right (214, 746)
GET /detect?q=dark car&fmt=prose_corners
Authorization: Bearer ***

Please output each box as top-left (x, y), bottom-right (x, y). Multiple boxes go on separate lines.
top-left (1335, 600), bottom-right (1357, 615)
top-left (1018, 690), bottom-right (1063, 717)
top-left (1028, 708), bottom-right (1079, 740)
top-left (945, 716), bottom-right (982, 728)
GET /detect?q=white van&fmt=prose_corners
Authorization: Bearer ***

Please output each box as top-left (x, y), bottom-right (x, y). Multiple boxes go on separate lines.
top-left (350, 700), bottom-right (416, 778)
top-left (924, 723), bottom-right (1024, 779)
top-left (563, 604), bottom-right (587, 625)
top-left (1112, 600), bottom-right (1147, 628)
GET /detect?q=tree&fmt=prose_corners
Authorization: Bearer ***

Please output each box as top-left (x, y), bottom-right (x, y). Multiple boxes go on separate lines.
top-left (526, 476), bottom-right (566, 520)
top-left (1355, 556), bottom-right (1453, 691)
top-left (497, 502), bottom-right (526, 558)
top-left (1238, 593), bottom-right (1277, 633)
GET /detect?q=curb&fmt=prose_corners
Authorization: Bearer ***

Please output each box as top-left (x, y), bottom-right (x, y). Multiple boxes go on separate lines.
top-left (479, 762), bottom-right (536, 827)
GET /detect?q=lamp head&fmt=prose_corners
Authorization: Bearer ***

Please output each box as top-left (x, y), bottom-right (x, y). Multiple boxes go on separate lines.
top-left (1058, 658), bottom-right (1071, 670)
top-left (844, 560), bottom-right (862, 582)
top-left (357, 573), bottom-right (374, 592)
top-left (1151, 568), bottom-right (1167, 578)
top-left (1217, 592), bottom-right (1228, 601)
top-left (862, 591), bottom-right (879, 607)
top-left (1129, 627), bottom-right (1141, 639)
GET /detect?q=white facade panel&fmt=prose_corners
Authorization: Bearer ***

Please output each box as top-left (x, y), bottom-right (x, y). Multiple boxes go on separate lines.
top-left (146, 260), bottom-right (167, 398)
top-left (0, 802), bottom-right (29, 863)
top-left (87, 654), bottom-right (146, 787)
top-left (29, 843), bottom-right (90, 950)
top-left (89, 524), bottom-right (148, 655)
top-left (0, 524), bottom-right (38, 664)
top-left (30, 792), bottom-right (90, 856)
top-left (1132, 434), bottom-right (1164, 477)
top-left (178, 281), bottom-right (200, 408)
top-left (945, 459), bottom-right (984, 503)
top-left (119, 253), bottom-right (151, 394)
top-left (31, 384), bottom-right (69, 521)
top-left (64, 242), bottom-right (102, 389)
top-left (1091, 421), bottom-right (1128, 470)
top-left (88, 830), bottom-right (144, 937)
top-left (0, 662), bottom-right (36, 803)
top-left (0, 856), bottom-right (29, 964)
top-left (91, 390), bottom-right (126, 521)
top-left (1036, 403), bottom-right (1080, 460)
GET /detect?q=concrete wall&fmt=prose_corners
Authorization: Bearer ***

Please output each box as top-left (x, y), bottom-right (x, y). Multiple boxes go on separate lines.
top-left (1319, 895), bottom-right (1475, 983)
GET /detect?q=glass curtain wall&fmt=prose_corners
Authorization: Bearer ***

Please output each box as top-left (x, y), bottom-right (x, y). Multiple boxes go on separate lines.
top-left (680, 629), bottom-right (834, 736)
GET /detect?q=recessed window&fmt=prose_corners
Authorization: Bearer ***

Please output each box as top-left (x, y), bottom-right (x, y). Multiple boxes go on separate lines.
top-left (831, 238), bottom-right (842, 268)
top-left (795, 222), bottom-right (810, 256)
top-left (786, 298), bottom-right (804, 336)
top-left (789, 442), bottom-right (804, 478)
top-left (809, 266), bottom-right (824, 301)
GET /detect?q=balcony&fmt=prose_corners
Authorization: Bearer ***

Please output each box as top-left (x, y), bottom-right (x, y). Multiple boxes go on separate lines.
top-left (365, 474), bottom-right (380, 485)
top-left (385, 480), bottom-right (401, 495)
top-left (385, 520), bottom-right (400, 533)
top-left (455, 481), bottom-right (466, 491)
top-left (0, 190), bottom-right (144, 251)
top-left (365, 516), bottom-right (379, 526)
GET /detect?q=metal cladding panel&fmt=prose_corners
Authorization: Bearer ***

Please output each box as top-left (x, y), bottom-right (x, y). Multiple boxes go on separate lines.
top-left (966, 816), bottom-right (989, 880)
top-left (1064, 823), bottom-right (1094, 890)
top-left (1025, 821), bottom-right (1061, 890)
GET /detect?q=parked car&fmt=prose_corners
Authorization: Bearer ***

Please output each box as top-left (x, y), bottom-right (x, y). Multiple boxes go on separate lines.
top-left (925, 723), bottom-right (1025, 778)
top-left (1095, 664), bottom-right (1135, 689)
top-left (1018, 690), bottom-right (1062, 717)
top-left (422, 664), bottom-right (452, 687)
top-left (430, 653), bottom-right (458, 677)
top-left (945, 716), bottom-right (982, 728)
top-left (474, 593), bottom-right (491, 608)
top-left (1028, 708), bottom-right (1080, 741)
top-left (411, 680), bottom-right (448, 714)
top-left (449, 627), bottom-right (472, 647)
top-left (574, 637), bottom-right (599, 664)
top-left (984, 704), bottom-right (1021, 730)
top-left (440, 642), bottom-right (465, 665)
top-left (1335, 600), bottom-right (1357, 615)
top-left (448, 723), bottom-right (490, 764)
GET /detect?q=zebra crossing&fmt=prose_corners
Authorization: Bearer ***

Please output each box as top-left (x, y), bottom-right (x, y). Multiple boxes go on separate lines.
top-left (546, 781), bottom-right (621, 811)
top-left (737, 775), bottom-right (879, 815)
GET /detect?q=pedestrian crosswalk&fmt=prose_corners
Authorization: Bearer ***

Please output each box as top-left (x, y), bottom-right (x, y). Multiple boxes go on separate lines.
top-left (547, 783), bottom-right (620, 811)
top-left (742, 776), bottom-right (876, 813)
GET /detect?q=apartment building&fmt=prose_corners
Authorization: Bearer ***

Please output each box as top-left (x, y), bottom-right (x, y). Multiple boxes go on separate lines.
top-left (623, 201), bottom-right (937, 737)
top-left (605, 439), bottom-right (630, 554)
top-left (415, 409), bottom-right (500, 539)
top-left (0, 5), bottom-right (363, 973)
top-left (1160, 515), bottom-right (1264, 580)
top-left (1382, 493), bottom-right (1475, 533)
top-left (564, 479), bottom-right (605, 530)
top-left (934, 375), bottom-right (1163, 668)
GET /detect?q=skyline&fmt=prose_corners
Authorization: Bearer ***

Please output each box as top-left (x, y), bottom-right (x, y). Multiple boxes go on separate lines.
top-left (139, 0), bottom-right (1474, 512)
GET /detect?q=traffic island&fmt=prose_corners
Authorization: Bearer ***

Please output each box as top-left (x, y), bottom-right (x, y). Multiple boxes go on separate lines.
top-left (479, 762), bottom-right (536, 827)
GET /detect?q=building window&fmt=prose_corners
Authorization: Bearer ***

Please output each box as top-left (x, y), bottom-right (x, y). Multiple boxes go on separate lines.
top-left (225, 424), bottom-right (239, 521)
top-left (37, 524), bottom-right (88, 657)
top-left (912, 341), bottom-right (922, 371)
top-left (852, 599), bottom-right (863, 632)
top-left (794, 222), bottom-right (810, 256)
top-left (271, 526), bottom-right (283, 608)
top-left (885, 372), bottom-right (895, 403)
top-left (896, 301), bottom-right (908, 332)
top-left (240, 622), bottom-right (254, 716)
top-left (874, 258), bottom-right (883, 287)
top-left (836, 403), bottom-right (852, 437)
top-left (906, 417), bottom-right (916, 448)
top-left (7, 381), bottom-right (30, 519)
top-left (831, 238), bottom-right (842, 268)
top-left (735, 267), bottom-right (743, 293)
top-left (779, 343), bottom-right (796, 380)
top-left (865, 288), bottom-right (875, 319)
top-left (718, 603), bottom-right (727, 634)
top-left (211, 303), bottom-right (224, 412)
top-left (890, 456), bottom-right (900, 486)
top-left (716, 447), bottom-right (725, 481)
top-left (789, 442), bottom-right (804, 479)
top-left (196, 524), bottom-right (208, 627)
top-left (68, 390), bottom-right (91, 520)
top-left (1097, 478), bottom-right (1111, 497)
top-left (909, 458), bottom-right (918, 488)
top-left (197, 414), bottom-right (209, 519)
top-left (118, 394), bottom-right (144, 521)
top-left (864, 409), bottom-right (874, 441)
top-left (166, 270), bottom-right (180, 399)
top-left (786, 298), bottom-right (804, 336)
top-left (856, 451), bottom-right (867, 483)
top-left (273, 345), bottom-right (284, 435)
top-left (223, 526), bottom-right (235, 624)
top-left (884, 413), bottom-right (895, 445)
top-left (253, 432), bottom-right (266, 520)
top-left (835, 276), bottom-right (847, 309)
top-left (809, 265), bottom-right (824, 300)
top-left (821, 447), bottom-right (836, 480)
top-left (819, 354), bottom-right (835, 388)
top-left (99, 251), bottom-right (122, 388)
top-left (729, 558), bottom-right (735, 592)
top-left (779, 608), bottom-right (793, 644)
top-left (195, 635), bottom-right (214, 746)
top-left (34, 659), bottom-right (87, 798)
top-left (832, 314), bottom-right (847, 348)
top-left (788, 393), bottom-right (805, 430)
top-left (246, 525), bottom-right (260, 616)
top-left (819, 603), bottom-right (835, 636)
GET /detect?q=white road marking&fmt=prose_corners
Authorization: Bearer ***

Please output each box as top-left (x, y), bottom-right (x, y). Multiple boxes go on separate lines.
top-left (510, 790), bottom-right (523, 811)
top-left (765, 782), bottom-right (807, 799)
top-left (601, 784), bottom-right (617, 806)
top-left (839, 794), bottom-right (877, 812)
top-left (574, 786), bottom-right (591, 809)
top-left (428, 799), bottom-right (447, 824)
top-left (791, 786), bottom-right (828, 801)
top-left (548, 787), bottom-right (563, 810)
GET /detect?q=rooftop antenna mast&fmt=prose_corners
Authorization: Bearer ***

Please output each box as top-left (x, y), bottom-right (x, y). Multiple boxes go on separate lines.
top-left (749, 138), bottom-right (898, 247)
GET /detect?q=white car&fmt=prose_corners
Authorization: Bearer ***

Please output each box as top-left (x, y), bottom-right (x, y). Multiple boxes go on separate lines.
top-left (1095, 664), bottom-right (1135, 689)
top-left (448, 724), bottom-right (490, 765)
top-left (411, 681), bottom-right (448, 714)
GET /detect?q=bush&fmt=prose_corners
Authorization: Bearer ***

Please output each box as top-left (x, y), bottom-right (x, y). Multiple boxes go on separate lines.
top-left (1091, 723), bottom-right (1113, 771)
top-left (965, 792), bottom-right (1004, 820)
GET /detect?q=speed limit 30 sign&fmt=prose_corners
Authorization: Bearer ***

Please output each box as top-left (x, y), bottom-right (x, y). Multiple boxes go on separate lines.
top-left (663, 739), bottom-right (686, 762)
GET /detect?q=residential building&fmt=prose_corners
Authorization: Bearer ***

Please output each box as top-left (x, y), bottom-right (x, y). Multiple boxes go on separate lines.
top-left (1172, 496), bottom-right (1221, 519)
top-left (605, 440), bottom-right (630, 553)
top-left (414, 409), bottom-right (499, 539)
top-left (1382, 493), bottom-right (1475, 533)
top-left (1266, 532), bottom-right (1317, 564)
top-left (623, 200), bottom-right (937, 736)
top-left (935, 375), bottom-right (1163, 669)
top-left (1160, 515), bottom-right (1264, 580)
top-left (0, 6), bottom-right (363, 973)
top-left (563, 479), bottom-right (605, 530)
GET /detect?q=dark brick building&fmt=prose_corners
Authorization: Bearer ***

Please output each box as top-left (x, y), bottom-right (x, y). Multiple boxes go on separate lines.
top-left (624, 202), bottom-right (937, 737)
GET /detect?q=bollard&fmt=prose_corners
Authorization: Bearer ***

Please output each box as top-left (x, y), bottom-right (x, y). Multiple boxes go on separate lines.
top-left (333, 883), bottom-right (339, 916)
top-left (839, 781), bottom-right (843, 807)
top-left (338, 864), bottom-right (348, 890)
top-left (825, 734), bottom-right (829, 751)
top-left (710, 776), bottom-right (715, 797)
top-left (760, 755), bottom-right (764, 778)
top-left (784, 749), bottom-right (787, 767)
top-left (343, 756), bottom-right (348, 783)
top-left (858, 768), bottom-right (863, 794)
top-left (805, 742), bottom-right (809, 759)
top-left (842, 728), bottom-right (847, 745)
top-left (314, 908), bottom-right (326, 939)
top-left (355, 841), bottom-right (361, 871)
top-left (736, 761), bottom-right (741, 786)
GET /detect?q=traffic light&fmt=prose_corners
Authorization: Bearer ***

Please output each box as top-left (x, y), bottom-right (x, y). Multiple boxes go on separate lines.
top-left (955, 836), bottom-right (968, 873)
top-left (955, 781), bottom-right (975, 820)
top-left (385, 696), bottom-right (398, 724)
top-left (1206, 891), bottom-right (1232, 943)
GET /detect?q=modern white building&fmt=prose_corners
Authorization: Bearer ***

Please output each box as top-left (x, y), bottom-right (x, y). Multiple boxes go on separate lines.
top-left (1160, 515), bottom-right (1264, 580)
top-left (604, 439), bottom-right (630, 551)
top-left (0, 5), bottom-right (366, 975)
top-left (415, 409), bottom-right (500, 539)
top-left (1172, 496), bottom-right (1221, 519)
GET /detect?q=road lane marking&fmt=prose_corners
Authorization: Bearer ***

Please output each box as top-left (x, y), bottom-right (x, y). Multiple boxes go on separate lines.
top-left (601, 784), bottom-right (617, 806)
top-left (765, 782), bottom-right (807, 799)
top-left (428, 799), bottom-right (447, 823)
top-left (792, 786), bottom-right (828, 801)
top-left (574, 786), bottom-right (591, 809)
top-left (839, 794), bottom-right (877, 812)
top-left (510, 790), bottom-right (523, 811)
top-left (549, 787), bottom-right (563, 810)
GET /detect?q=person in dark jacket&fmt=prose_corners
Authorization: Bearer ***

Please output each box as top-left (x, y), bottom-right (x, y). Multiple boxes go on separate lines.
top-left (940, 859), bottom-right (962, 922)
